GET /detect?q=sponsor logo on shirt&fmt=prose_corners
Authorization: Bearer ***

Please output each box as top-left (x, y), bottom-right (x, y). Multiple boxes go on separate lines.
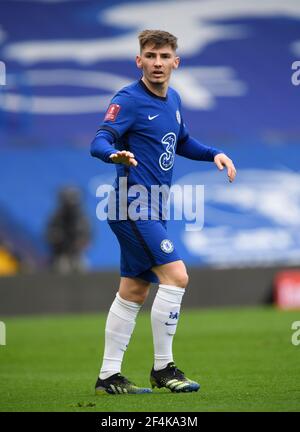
top-left (159, 132), bottom-right (177, 171)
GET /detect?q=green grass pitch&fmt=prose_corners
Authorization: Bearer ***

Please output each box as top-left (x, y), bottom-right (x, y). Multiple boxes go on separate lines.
top-left (0, 306), bottom-right (300, 412)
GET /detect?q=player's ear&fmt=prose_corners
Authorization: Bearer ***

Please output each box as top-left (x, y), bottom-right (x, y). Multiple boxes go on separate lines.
top-left (173, 56), bottom-right (180, 70)
top-left (136, 55), bottom-right (143, 69)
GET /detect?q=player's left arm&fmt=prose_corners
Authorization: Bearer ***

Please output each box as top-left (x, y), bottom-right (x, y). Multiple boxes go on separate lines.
top-left (213, 152), bottom-right (236, 183)
top-left (176, 135), bottom-right (236, 183)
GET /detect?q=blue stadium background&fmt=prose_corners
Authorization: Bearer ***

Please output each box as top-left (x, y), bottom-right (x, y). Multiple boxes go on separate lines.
top-left (0, 0), bottom-right (300, 271)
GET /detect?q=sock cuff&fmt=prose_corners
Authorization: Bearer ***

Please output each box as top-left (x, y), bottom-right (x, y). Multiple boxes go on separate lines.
top-left (159, 284), bottom-right (185, 294)
top-left (116, 292), bottom-right (143, 311)
top-left (108, 292), bottom-right (142, 323)
top-left (158, 284), bottom-right (185, 304)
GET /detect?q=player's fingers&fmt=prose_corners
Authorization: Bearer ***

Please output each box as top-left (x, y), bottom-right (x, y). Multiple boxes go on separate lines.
top-left (110, 152), bottom-right (137, 166)
top-left (215, 158), bottom-right (224, 170)
top-left (110, 153), bottom-right (127, 164)
top-left (122, 151), bottom-right (134, 158)
top-left (129, 158), bottom-right (138, 167)
top-left (228, 166), bottom-right (236, 182)
top-left (114, 150), bottom-right (135, 160)
top-left (125, 151), bottom-right (134, 158)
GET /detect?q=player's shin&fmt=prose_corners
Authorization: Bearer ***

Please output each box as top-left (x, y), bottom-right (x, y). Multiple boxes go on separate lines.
top-left (151, 284), bottom-right (185, 371)
top-left (99, 292), bottom-right (142, 379)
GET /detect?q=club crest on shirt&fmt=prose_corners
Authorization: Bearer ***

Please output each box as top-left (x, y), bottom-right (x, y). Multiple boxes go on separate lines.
top-left (176, 110), bottom-right (181, 124)
top-left (104, 104), bottom-right (121, 121)
top-left (160, 239), bottom-right (174, 254)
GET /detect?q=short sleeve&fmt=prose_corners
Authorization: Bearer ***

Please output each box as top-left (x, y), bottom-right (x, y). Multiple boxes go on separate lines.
top-left (99, 90), bottom-right (137, 139)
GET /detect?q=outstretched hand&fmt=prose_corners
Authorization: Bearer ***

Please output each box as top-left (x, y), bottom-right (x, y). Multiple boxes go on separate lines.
top-left (109, 150), bottom-right (138, 167)
top-left (214, 153), bottom-right (236, 183)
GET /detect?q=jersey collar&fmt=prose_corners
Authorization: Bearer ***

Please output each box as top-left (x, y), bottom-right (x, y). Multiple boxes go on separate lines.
top-left (139, 79), bottom-right (168, 101)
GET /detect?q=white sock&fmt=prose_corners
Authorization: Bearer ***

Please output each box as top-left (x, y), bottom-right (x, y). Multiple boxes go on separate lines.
top-left (151, 284), bottom-right (185, 371)
top-left (99, 292), bottom-right (142, 380)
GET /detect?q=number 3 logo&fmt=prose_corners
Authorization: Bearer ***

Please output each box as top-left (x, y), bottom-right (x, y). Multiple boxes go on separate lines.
top-left (292, 321), bottom-right (300, 346)
top-left (159, 132), bottom-right (176, 171)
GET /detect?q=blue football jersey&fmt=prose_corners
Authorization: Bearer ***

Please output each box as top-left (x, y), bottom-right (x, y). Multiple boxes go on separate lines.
top-left (99, 79), bottom-right (188, 220)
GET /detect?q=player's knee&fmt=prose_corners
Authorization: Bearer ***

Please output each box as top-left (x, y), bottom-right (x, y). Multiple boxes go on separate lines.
top-left (153, 261), bottom-right (189, 288)
top-left (119, 290), bottom-right (148, 305)
top-left (119, 281), bottom-right (150, 305)
top-left (173, 270), bottom-right (189, 288)
top-left (135, 289), bottom-right (149, 304)
top-left (163, 270), bottom-right (189, 288)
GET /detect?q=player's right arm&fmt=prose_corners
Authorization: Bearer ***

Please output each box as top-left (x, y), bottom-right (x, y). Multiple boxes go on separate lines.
top-left (109, 150), bottom-right (138, 167)
top-left (90, 129), bottom-right (137, 166)
top-left (90, 90), bottom-right (138, 167)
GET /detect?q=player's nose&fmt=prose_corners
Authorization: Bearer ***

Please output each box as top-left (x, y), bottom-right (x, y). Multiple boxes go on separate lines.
top-left (154, 57), bottom-right (162, 67)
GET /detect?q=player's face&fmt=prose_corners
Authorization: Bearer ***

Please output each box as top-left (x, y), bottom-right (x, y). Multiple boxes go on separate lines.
top-left (136, 44), bottom-right (179, 86)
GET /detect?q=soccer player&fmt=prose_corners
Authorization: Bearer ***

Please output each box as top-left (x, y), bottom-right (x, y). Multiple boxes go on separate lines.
top-left (90, 30), bottom-right (236, 395)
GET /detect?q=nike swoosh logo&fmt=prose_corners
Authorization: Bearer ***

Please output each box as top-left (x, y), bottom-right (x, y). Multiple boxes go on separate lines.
top-left (148, 114), bottom-right (159, 120)
top-left (165, 322), bottom-right (177, 326)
